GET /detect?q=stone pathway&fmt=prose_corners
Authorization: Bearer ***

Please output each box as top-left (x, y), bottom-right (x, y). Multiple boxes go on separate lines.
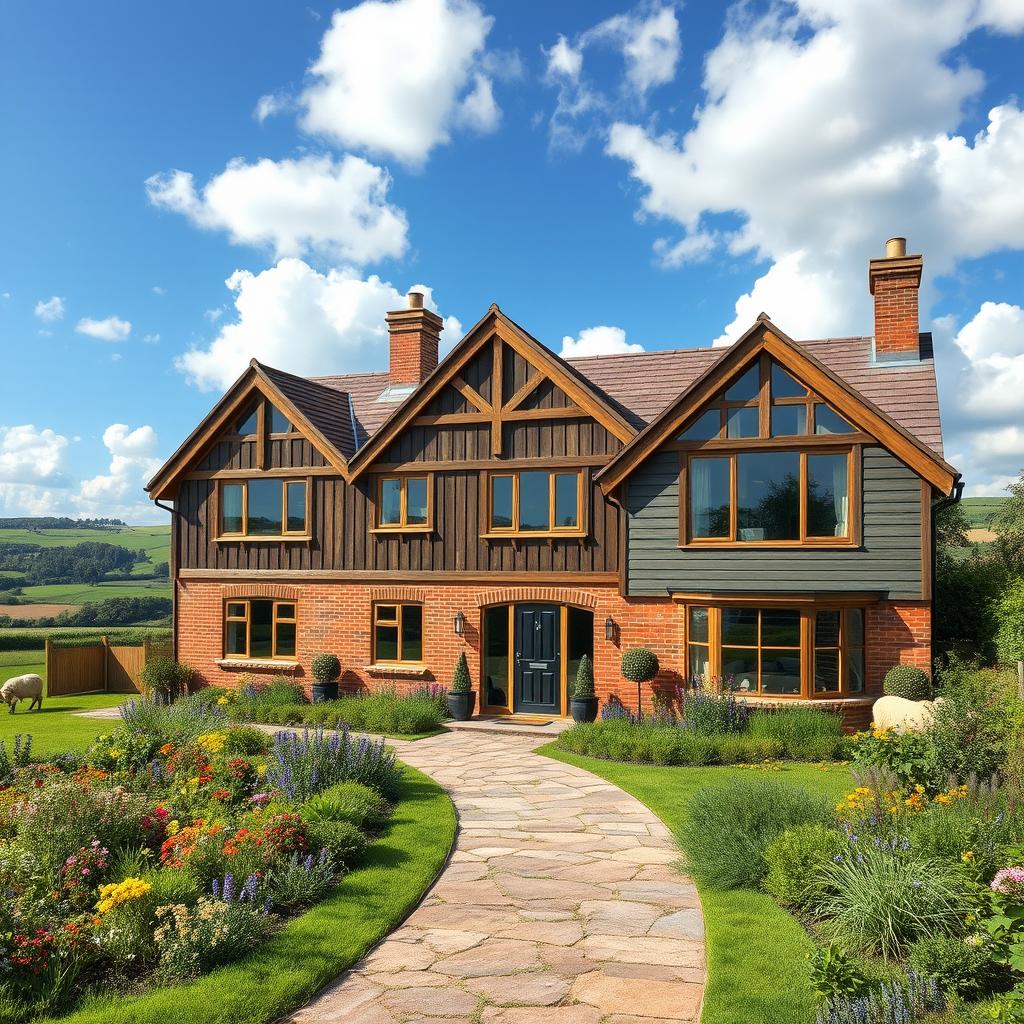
top-left (287, 730), bottom-right (705, 1024)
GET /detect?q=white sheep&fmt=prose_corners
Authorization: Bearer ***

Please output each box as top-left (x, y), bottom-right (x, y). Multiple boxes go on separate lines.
top-left (1, 674), bottom-right (43, 713)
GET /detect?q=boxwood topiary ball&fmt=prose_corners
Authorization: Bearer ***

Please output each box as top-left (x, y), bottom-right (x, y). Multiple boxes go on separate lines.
top-left (311, 653), bottom-right (341, 683)
top-left (621, 647), bottom-right (659, 683)
top-left (882, 664), bottom-right (932, 701)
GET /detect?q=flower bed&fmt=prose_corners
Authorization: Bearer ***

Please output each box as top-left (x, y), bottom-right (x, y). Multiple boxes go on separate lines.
top-left (0, 696), bottom-right (407, 1023)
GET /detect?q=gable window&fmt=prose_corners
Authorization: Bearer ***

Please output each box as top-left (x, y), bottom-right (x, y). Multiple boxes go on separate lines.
top-left (224, 599), bottom-right (296, 660)
top-left (375, 475), bottom-right (432, 531)
top-left (373, 603), bottom-right (423, 664)
top-left (219, 480), bottom-right (308, 538)
top-left (268, 405), bottom-right (292, 433)
top-left (486, 470), bottom-right (583, 536)
top-left (684, 602), bottom-right (866, 698)
top-left (235, 404), bottom-right (259, 437)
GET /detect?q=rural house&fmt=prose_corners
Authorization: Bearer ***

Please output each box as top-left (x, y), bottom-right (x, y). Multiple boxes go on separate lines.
top-left (147, 238), bottom-right (960, 728)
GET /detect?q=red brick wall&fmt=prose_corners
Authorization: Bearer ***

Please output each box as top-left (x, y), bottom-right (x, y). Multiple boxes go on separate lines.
top-left (176, 581), bottom-right (929, 719)
top-left (873, 273), bottom-right (920, 355)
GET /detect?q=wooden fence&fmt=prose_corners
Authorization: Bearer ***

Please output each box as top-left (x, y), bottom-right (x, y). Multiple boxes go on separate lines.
top-left (45, 636), bottom-right (173, 697)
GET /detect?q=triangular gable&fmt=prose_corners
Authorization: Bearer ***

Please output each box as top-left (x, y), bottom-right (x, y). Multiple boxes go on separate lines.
top-left (146, 359), bottom-right (351, 499)
top-left (346, 305), bottom-right (638, 479)
top-left (596, 315), bottom-right (959, 495)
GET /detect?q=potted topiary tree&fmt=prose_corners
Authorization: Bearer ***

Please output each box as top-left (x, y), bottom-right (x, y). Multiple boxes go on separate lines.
top-left (621, 647), bottom-right (659, 719)
top-left (311, 653), bottom-right (341, 703)
top-left (883, 665), bottom-right (932, 701)
top-left (570, 654), bottom-right (598, 723)
top-left (447, 651), bottom-right (475, 721)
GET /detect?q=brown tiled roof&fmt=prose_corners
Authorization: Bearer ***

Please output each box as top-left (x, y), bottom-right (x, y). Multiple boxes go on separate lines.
top-left (261, 364), bottom-right (358, 459)
top-left (289, 334), bottom-right (943, 459)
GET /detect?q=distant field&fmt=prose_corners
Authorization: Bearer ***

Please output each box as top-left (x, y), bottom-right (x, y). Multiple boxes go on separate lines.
top-left (0, 650), bottom-right (45, 682)
top-left (0, 603), bottom-right (77, 620)
top-left (0, 525), bottom-right (169, 562)
top-left (961, 496), bottom-right (1007, 530)
top-left (19, 579), bottom-right (171, 605)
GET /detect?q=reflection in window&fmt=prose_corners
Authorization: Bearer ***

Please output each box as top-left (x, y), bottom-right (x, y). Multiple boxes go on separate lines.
top-left (815, 405), bottom-right (855, 434)
top-left (687, 607), bottom-right (711, 681)
top-left (488, 471), bottom-right (581, 533)
top-left (378, 476), bottom-right (430, 529)
top-left (771, 403), bottom-right (806, 437)
top-left (247, 479), bottom-right (283, 535)
top-left (373, 603), bottom-right (422, 663)
top-left (519, 471), bottom-right (550, 531)
top-left (566, 606), bottom-right (594, 695)
top-left (737, 452), bottom-right (800, 541)
top-left (724, 364), bottom-right (760, 401)
top-left (678, 409), bottom-right (721, 442)
top-left (224, 599), bottom-right (296, 660)
top-left (491, 476), bottom-right (514, 528)
top-left (236, 405), bottom-right (258, 435)
top-left (221, 479), bottom-right (307, 537)
top-left (720, 607), bottom-right (801, 695)
top-left (269, 406), bottom-right (291, 433)
top-left (726, 406), bottom-right (759, 438)
top-left (483, 605), bottom-right (510, 708)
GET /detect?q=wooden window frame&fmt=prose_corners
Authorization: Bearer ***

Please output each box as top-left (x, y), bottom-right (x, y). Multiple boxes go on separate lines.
top-left (680, 598), bottom-right (869, 700)
top-left (372, 602), bottom-right (425, 666)
top-left (216, 478), bottom-right (312, 542)
top-left (481, 468), bottom-right (586, 539)
top-left (223, 598), bottom-right (298, 662)
top-left (371, 474), bottom-right (434, 533)
top-left (679, 445), bottom-right (860, 549)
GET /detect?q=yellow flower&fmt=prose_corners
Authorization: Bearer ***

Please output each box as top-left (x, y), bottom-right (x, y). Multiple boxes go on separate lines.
top-left (96, 877), bottom-right (152, 914)
top-left (166, 819), bottom-right (180, 836)
top-left (217, 696), bottom-right (229, 705)
top-left (196, 732), bottom-right (227, 754)
top-left (108, 749), bottom-right (122, 759)
top-left (962, 851), bottom-right (975, 862)
top-left (256, 763), bottom-right (267, 777)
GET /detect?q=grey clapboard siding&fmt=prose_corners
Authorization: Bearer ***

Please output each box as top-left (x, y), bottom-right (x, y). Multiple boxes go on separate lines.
top-left (625, 446), bottom-right (923, 599)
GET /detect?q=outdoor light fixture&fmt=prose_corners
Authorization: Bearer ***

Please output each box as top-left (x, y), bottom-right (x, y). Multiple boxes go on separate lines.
top-left (605, 616), bottom-right (615, 641)
top-left (453, 611), bottom-right (466, 636)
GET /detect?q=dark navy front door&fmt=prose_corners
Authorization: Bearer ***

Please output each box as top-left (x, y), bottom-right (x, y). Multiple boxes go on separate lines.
top-left (514, 604), bottom-right (561, 715)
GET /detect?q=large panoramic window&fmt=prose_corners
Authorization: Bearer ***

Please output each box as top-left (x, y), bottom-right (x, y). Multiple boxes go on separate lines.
top-left (685, 603), bottom-right (867, 698)
top-left (376, 475), bottom-right (431, 530)
top-left (219, 480), bottom-right (308, 538)
top-left (487, 470), bottom-right (582, 535)
top-left (224, 599), bottom-right (296, 661)
top-left (372, 603), bottom-right (423, 664)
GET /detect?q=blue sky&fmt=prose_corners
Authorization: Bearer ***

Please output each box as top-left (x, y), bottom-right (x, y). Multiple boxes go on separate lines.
top-left (1, 0), bottom-right (1023, 522)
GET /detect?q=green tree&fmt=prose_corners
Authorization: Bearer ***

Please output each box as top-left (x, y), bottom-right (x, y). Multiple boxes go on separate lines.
top-left (935, 501), bottom-right (970, 549)
top-left (994, 468), bottom-right (1024, 570)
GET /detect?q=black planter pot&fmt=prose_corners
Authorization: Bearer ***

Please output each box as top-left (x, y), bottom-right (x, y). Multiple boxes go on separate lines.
top-left (311, 681), bottom-right (339, 703)
top-left (447, 690), bottom-right (476, 721)
top-left (570, 696), bottom-right (598, 723)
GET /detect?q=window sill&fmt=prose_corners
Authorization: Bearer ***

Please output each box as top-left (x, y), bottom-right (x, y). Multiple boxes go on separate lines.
top-left (481, 531), bottom-right (587, 541)
top-left (364, 663), bottom-right (430, 677)
top-left (729, 693), bottom-right (873, 704)
top-left (215, 659), bottom-right (300, 671)
top-left (678, 540), bottom-right (858, 550)
top-left (214, 536), bottom-right (312, 544)
top-left (368, 526), bottom-right (434, 534)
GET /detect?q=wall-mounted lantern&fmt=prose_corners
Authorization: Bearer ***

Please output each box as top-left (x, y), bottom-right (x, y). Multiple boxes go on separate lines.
top-left (605, 616), bottom-right (616, 641)
top-left (453, 611), bottom-right (466, 636)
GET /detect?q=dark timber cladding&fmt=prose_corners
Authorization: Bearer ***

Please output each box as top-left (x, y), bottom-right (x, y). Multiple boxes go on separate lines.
top-left (625, 446), bottom-right (923, 599)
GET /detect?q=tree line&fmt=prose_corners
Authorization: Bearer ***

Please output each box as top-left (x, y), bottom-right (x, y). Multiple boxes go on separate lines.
top-left (0, 542), bottom-right (147, 585)
top-left (0, 516), bottom-right (127, 529)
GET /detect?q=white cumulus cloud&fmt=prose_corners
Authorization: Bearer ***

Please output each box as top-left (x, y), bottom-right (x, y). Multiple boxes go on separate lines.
top-left (78, 424), bottom-right (163, 518)
top-left (76, 316), bottom-right (132, 342)
top-left (176, 258), bottom-right (462, 392)
top-left (34, 296), bottom-right (65, 322)
top-left (145, 155), bottom-right (408, 266)
top-left (560, 325), bottom-right (645, 358)
top-left (299, 0), bottom-right (500, 167)
top-left (0, 425), bottom-right (69, 487)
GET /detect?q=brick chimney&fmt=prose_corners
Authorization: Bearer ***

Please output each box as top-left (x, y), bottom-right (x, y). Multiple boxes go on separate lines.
top-left (868, 236), bottom-right (923, 359)
top-left (386, 290), bottom-right (442, 385)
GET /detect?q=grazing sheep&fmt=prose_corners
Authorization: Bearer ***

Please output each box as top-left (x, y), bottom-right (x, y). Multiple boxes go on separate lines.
top-left (1, 674), bottom-right (43, 713)
top-left (871, 694), bottom-right (944, 734)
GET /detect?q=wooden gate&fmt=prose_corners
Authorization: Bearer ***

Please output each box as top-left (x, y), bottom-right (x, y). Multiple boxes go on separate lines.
top-left (45, 636), bottom-right (171, 696)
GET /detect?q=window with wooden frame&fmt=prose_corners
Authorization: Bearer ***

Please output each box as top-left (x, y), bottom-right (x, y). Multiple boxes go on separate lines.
top-left (218, 479), bottom-right (309, 539)
top-left (683, 602), bottom-right (867, 698)
top-left (224, 599), bottom-right (297, 661)
top-left (372, 603), bottom-right (423, 664)
top-left (374, 475), bottom-right (433, 532)
top-left (484, 469), bottom-right (584, 537)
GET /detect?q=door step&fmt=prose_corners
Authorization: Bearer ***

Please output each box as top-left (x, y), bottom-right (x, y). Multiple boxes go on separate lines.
top-left (446, 717), bottom-right (571, 737)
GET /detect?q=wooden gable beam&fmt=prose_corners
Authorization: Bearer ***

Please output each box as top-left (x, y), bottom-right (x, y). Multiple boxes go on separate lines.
top-left (451, 374), bottom-right (492, 413)
top-left (503, 369), bottom-right (543, 413)
top-left (491, 335), bottom-right (503, 457)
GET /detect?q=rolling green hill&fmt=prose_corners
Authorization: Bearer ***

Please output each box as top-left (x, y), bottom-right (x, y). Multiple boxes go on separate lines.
top-left (960, 496), bottom-right (1007, 531)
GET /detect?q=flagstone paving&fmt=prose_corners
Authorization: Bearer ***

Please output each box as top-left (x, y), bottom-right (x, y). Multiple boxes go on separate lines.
top-left (287, 730), bottom-right (705, 1024)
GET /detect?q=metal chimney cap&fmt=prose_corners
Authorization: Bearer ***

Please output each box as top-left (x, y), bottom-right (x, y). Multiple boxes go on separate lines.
top-left (407, 290), bottom-right (425, 309)
top-left (885, 237), bottom-right (907, 258)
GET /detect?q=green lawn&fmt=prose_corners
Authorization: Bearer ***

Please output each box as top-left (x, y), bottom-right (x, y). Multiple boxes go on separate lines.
top-left (0, 693), bottom-right (127, 755)
top-left (542, 745), bottom-right (853, 1024)
top-left (19, 579), bottom-right (171, 605)
top-left (39, 763), bottom-right (457, 1024)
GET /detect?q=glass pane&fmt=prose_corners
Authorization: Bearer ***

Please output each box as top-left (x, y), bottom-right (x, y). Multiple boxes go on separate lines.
top-left (722, 608), bottom-right (757, 646)
top-left (519, 471), bottom-right (550, 531)
top-left (771, 363), bottom-right (807, 398)
top-left (566, 606), bottom-right (594, 694)
top-left (286, 482), bottom-right (306, 533)
top-left (406, 478), bottom-right (428, 525)
top-left (737, 451), bottom-right (800, 541)
top-left (222, 484), bottom-right (243, 534)
top-left (483, 606), bottom-right (509, 708)
top-left (226, 602), bottom-right (246, 619)
top-left (814, 649), bottom-right (839, 692)
top-left (380, 478), bottom-right (402, 526)
top-left (690, 458), bottom-right (730, 538)
top-left (226, 620), bottom-right (247, 656)
top-left (815, 610), bottom-right (840, 646)
top-left (847, 608), bottom-right (864, 646)
top-left (247, 480), bottom-right (283, 535)
top-left (554, 473), bottom-right (579, 528)
top-left (275, 622), bottom-right (296, 658)
top-left (726, 406), bottom-right (759, 438)
top-left (491, 476), bottom-right (513, 529)
top-left (762, 649), bottom-right (802, 694)
top-left (848, 649), bottom-right (865, 693)
top-left (722, 648), bottom-right (757, 692)
top-left (376, 604), bottom-right (398, 622)
top-left (401, 605), bottom-right (423, 662)
top-left (236, 405), bottom-right (258, 435)
top-left (771, 403), bottom-right (806, 437)
top-left (688, 607), bottom-right (709, 644)
top-left (815, 405), bottom-right (854, 435)
top-left (679, 409), bottom-right (720, 441)
top-left (375, 625), bottom-right (399, 662)
top-left (276, 603), bottom-right (295, 620)
top-left (688, 643), bottom-right (711, 682)
top-left (763, 609), bottom-right (800, 647)
top-left (269, 406), bottom-right (291, 433)
top-left (724, 364), bottom-right (760, 401)
top-left (250, 601), bottom-right (274, 659)
top-left (808, 453), bottom-right (849, 537)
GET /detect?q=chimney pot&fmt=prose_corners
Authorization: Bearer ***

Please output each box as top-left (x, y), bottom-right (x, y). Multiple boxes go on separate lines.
top-left (407, 290), bottom-right (425, 310)
top-left (885, 236), bottom-right (907, 258)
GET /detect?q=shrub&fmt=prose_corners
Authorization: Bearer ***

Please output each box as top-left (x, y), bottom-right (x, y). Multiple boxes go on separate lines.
top-left (678, 778), bottom-right (832, 889)
top-left (807, 943), bottom-right (870, 1004)
top-left (907, 934), bottom-right (1004, 999)
top-left (450, 652), bottom-right (470, 693)
top-left (154, 896), bottom-right (269, 979)
top-left (764, 824), bottom-right (846, 908)
top-left (883, 665), bottom-right (932, 701)
top-left (817, 845), bottom-right (971, 959)
top-left (223, 725), bottom-right (272, 756)
top-left (995, 577), bottom-right (1024, 665)
top-left (749, 705), bottom-right (846, 760)
top-left (305, 819), bottom-right (368, 870)
top-left (311, 653), bottom-right (341, 683)
top-left (139, 656), bottom-right (194, 702)
top-left (120, 694), bottom-right (227, 744)
top-left (302, 781), bottom-right (390, 830)
top-left (0, 734), bottom-right (32, 786)
top-left (573, 654), bottom-right (595, 699)
top-left (265, 850), bottom-right (336, 910)
top-left (849, 726), bottom-right (939, 791)
top-left (621, 647), bottom-right (659, 682)
top-left (714, 734), bottom-right (784, 763)
top-left (677, 688), bottom-right (749, 736)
